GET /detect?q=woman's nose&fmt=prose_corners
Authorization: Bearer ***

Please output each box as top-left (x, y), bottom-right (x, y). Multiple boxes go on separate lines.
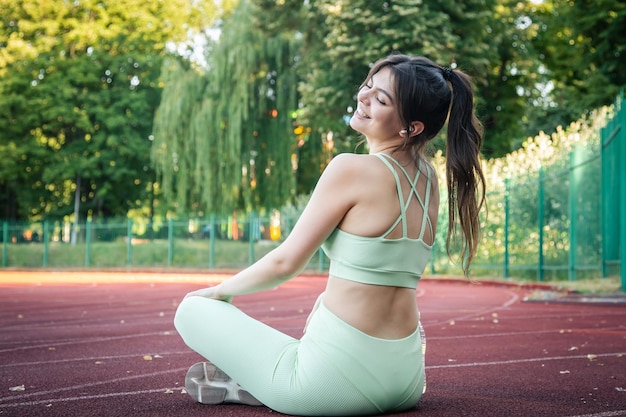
top-left (357, 88), bottom-right (370, 104)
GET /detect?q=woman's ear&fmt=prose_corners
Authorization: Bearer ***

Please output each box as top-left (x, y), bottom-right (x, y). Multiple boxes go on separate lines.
top-left (409, 121), bottom-right (425, 137)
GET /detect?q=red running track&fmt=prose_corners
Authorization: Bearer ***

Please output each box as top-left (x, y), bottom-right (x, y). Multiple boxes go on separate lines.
top-left (0, 271), bottom-right (625, 417)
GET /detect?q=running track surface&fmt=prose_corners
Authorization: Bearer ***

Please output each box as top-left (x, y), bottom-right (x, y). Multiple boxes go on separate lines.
top-left (1, 271), bottom-right (625, 417)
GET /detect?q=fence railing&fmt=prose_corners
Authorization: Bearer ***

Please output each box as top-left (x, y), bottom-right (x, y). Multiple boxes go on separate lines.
top-left (0, 214), bottom-right (327, 271)
top-left (425, 92), bottom-right (624, 289)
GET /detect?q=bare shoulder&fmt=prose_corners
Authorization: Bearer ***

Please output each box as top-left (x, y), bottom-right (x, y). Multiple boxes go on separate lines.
top-left (325, 152), bottom-right (377, 168)
top-left (321, 153), bottom-right (385, 180)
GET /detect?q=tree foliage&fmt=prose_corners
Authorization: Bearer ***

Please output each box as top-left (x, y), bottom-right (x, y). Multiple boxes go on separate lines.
top-left (530, 0), bottom-right (625, 126)
top-left (152, 0), bottom-right (300, 216)
top-left (2, 0), bottom-right (624, 222)
top-left (256, 0), bottom-right (546, 157)
top-left (0, 0), bottom-right (223, 221)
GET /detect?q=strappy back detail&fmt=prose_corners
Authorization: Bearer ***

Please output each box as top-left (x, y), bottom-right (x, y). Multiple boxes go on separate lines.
top-left (375, 153), bottom-right (434, 242)
top-left (320, 153), bottom-right (435, 289)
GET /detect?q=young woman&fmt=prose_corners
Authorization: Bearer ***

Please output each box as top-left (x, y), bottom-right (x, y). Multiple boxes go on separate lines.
top-left (174, 53), bottom-right (486, 416)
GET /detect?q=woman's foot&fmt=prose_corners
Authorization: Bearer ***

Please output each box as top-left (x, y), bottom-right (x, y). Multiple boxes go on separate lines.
top-left (184, 362), bottom-right (263, 406)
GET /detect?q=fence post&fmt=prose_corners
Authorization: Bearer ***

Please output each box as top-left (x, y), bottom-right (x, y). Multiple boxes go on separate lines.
top-left (43, 220), bottom-right (49, 267)
top-left (167, 217), bottom-right (173, 267)
top-left (538, 168), bottom-right (545, 281)
top-left (569, 147), bottom-right (580, 282)
top-left (209, 214), bottom-right (216, 269)
top-left (85, 219), bottom-right (92, 268)
top-left (504, 179), bottom-right (510, 279)
top-left (126, 218), bottom-right (133, 267)
top-left (616, 92), bottom-right (626, 291)
top-left (248, 212), bottom-right (256, 265)
top-left (601, 103), bottom-right (621, 279)
top-left (2, 222), bottom-right (7, 267)
top-left (601, 120), bottom-right (609, 278)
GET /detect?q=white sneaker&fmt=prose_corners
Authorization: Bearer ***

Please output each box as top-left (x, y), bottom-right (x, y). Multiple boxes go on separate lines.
top-left (184, 362), bottom-right (263, 406)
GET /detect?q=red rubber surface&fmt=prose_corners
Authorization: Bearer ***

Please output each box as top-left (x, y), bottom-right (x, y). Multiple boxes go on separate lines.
top-left (1, 271), bottom-right (625, 417)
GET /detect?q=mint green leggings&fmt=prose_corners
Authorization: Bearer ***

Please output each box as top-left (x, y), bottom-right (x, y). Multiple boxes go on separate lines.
top-left (174, 296), bottom-right (424, 416)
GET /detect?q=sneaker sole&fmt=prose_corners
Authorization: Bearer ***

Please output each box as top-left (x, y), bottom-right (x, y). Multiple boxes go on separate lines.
top-left (185, 362), bottom-right (262, 406)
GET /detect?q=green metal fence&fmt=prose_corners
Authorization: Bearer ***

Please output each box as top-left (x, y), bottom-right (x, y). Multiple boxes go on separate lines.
top-left (0, 214), bottom-right (327, 271)
top-left (601, 92), bottom-right (625, 289)
top-left (1, 94), bottom-right (624, 290)
top-left (428, 92), bottom-right (624, 290)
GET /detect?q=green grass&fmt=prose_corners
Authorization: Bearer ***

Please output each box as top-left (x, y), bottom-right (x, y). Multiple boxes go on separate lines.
top-left (2, 239), bottom-right (278, 268)
top-left (2, 239), bottom-right (622, 293)
top-left (1, 238), bottom-right (326, 270)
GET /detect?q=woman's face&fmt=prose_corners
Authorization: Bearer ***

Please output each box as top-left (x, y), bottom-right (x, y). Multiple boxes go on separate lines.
top-left (350, 66), bottom-right (404, 142)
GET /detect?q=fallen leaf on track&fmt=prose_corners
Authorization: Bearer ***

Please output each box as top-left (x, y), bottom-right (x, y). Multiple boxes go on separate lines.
top-left (143, 355), bottom-right (153, 361)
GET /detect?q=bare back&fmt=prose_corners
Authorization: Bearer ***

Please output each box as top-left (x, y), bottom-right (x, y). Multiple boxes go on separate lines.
top-left (321, 152), bottom-right (439, 339)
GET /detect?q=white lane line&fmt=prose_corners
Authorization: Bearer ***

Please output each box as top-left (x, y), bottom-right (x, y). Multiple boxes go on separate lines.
top-left (452, 310), bottom-right (626, 322)
top-left (426, 327), bottom-right (626, 340)
top-left (426, 289), bottom-right (520, 326)
top-left (566, 412), bottom-right (626, 417)
top-left (0, 367), bottom-right (188, 403)
top-left (0, 350), bottom-right (194, 368)
top-left (0, 330), bottom-right (175, 354)
top-left (0, 387), bottom-right (183, 408)
top-left (427, 351), bottom-right (626, 369)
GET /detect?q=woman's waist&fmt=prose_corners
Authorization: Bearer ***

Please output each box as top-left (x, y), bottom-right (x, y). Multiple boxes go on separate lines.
top-left (321, 277), bottom-right (419, 340)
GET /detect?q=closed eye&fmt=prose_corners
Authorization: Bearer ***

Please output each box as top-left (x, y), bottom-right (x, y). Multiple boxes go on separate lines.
top-left (363, 83), bottom-right (387, 105)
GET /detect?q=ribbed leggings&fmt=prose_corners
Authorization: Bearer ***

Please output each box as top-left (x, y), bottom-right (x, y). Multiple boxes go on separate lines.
top-left (174, 296), bottom-right (424, 416)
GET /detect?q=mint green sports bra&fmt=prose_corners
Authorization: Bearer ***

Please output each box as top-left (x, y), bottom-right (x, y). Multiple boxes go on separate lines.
top-left (321, 153), bottom-right (434, 289)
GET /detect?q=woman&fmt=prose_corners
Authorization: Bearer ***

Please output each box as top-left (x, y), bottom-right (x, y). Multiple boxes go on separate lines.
top-left (174, 53), bottom-right (486, 416)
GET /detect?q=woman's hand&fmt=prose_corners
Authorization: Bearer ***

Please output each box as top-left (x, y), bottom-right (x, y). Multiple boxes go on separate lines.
top-left (184, 285), bottom-right (233, 303)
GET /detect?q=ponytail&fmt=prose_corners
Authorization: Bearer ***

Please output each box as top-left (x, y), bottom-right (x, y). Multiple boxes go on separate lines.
top-left (366, 54), bottom-right (486, 275)
top-left (444, 68), bottom-right (486, 275)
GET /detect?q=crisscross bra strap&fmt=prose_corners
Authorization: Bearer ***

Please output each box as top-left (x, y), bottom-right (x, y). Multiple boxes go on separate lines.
top-left (375, 153), bottom-right (433, 240)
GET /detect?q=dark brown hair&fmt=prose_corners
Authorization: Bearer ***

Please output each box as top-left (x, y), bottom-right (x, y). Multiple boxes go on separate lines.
top-left (363, 53), bottom-right (486, 274)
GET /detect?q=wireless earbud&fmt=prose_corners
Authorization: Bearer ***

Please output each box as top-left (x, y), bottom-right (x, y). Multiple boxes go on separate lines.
top-left (399, 127), bottom-right (413, 135)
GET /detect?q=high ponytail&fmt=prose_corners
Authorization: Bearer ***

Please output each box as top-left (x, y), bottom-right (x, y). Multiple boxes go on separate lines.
top-left (444, 68), bottom-right (486, 275)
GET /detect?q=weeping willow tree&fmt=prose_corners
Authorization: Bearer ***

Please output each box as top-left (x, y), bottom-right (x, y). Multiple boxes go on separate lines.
top-left (151, 0), bottom-right (300, 216)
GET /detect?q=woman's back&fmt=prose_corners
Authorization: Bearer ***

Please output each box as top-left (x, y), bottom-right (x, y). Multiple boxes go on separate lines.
top-left (322, 152), bottom-right (439, 339)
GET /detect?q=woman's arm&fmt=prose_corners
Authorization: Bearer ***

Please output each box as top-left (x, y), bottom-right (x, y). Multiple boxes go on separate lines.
top-left (185, 154), bottom-right (361, 300)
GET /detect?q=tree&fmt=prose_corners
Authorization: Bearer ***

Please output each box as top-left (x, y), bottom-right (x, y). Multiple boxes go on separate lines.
top-left (474, 0), bottom-right (548, 156)
top-left (259, 0), bottom-right (545, 159)
top-left (0, 0), bottom-right (223, 226)
top-left (530, 0), bottom-right (625, 127)
top-left (152, 0), bottom-right (301, 216)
